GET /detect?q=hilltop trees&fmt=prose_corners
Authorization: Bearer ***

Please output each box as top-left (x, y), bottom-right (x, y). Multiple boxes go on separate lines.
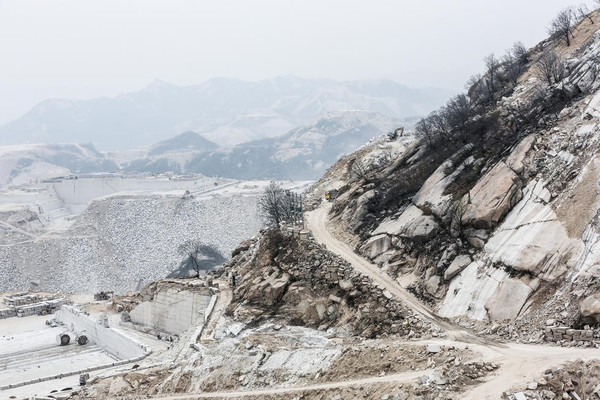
top-left (549, 8), bottom-right (575, 46)
top-left (535, 49), bottom-right (565, 85)
top-left (257, 182), bottom-right (302, 227)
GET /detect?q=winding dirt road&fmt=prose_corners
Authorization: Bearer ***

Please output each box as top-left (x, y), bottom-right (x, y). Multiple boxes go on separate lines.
top-left (304, 203), bottom-right (600, 399)
top-left (148, 203), bottom-right (600, 399)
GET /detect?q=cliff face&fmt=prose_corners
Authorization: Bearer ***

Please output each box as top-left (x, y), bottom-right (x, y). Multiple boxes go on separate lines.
top-left (309, 11), bottom-right (600, 333)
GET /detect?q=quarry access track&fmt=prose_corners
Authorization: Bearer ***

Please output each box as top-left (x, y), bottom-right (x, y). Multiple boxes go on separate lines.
top-left (306, 203), bottom-right (480, 341)
top-left (150, 340), bottom-right (600, 400)
top-left (131, 203), bottom-right (600, 399)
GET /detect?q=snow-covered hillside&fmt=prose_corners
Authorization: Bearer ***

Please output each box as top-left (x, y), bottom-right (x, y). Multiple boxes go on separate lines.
top-left (0, 143), bottom-right (117, 188)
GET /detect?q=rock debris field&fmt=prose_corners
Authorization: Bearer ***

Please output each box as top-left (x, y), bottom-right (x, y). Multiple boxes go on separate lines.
top-left (0, 175), bottom-right (311, 293)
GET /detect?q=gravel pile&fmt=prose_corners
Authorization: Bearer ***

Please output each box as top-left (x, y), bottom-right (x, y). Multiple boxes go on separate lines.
top-left (0, 193), bottom-right (262, 293)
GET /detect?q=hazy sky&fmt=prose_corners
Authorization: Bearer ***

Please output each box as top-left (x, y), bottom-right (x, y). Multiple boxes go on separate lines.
top-left (0, 0), bottom-right (592, 124)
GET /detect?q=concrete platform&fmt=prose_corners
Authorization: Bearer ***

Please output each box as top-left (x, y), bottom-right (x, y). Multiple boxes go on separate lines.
top-left (0, 314), bottom-right (118, 390)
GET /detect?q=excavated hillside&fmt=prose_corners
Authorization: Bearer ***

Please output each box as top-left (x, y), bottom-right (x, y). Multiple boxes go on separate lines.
top-left (221, 230), bottom-right (437, 338)
top-left (19, 9), bottom-right (600, 400)
top-left (308, 10), bottom-right (600, 339)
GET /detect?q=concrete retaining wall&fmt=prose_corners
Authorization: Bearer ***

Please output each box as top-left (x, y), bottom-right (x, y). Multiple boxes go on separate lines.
top-left (57, 306), bottom-right (150, 359)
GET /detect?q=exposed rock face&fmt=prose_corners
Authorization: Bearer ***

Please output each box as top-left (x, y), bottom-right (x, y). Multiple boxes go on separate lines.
top-left (443, 255), bottom-right (471, 281)
top-left (484, 278), bottom-right (533, 321)
top-left (439, 261), bottom-right (509, 320)
top-left (223, 230), bottom-right (433, 338)
top-left (364, 234), bottom-right (392, 259)
top-left (461, 162), bottom-right (522, 229)
top-left (505, 135), bottom-right (534, 174)
top-left (580, 294), bottom-right (600, 324)
top-left (485, 180), bottom-right (582, 280)
top-left (412, 148), bottom-right (474, 221)
top-left (372, 205), bottom-right (439, 243)
top-left (314, 10), bottom-right (600, 327)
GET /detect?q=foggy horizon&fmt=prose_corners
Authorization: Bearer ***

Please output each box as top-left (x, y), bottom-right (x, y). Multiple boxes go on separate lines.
top-left (0, 0), bottom-right (592, 125)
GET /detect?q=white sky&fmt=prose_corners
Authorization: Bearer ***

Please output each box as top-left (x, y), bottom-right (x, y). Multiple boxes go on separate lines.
top-left (0, 0), bottom-right (593, 124)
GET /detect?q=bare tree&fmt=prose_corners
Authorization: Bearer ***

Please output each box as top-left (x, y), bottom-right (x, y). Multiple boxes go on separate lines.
top-left (466, 73), bottom-right (486, 103)
top-left (535, 49), bottom-right (565, 85)
top-left (484, 53), bottom-right (500, 98)
top-left (577, 4), bottom-right (594, 24)
top-left (415, 115), bottom-right (437, 146)
top-left (177, 241), bottom-right (223, 278)
top-left (257, 182), bottom-right (289, 226)
top-left (444, 94), bottom-right (472, 130)
top-left (503, 41), bottom-right (529, 85)
top-left (350, 159), bottom-right (371, 181)
top-left (510, 41), bottom-right (529, 64)
top-left (549, 8), bottom-right (575, 46)
top-left (449, 198), bottom-right (469, 238)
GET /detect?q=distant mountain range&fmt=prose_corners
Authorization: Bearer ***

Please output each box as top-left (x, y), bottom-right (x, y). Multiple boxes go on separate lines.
top-left (0, 143), bottom-right (117, 188)
top-left (0, 76), bottom-right (454, 150)
top-left (123, 110), bottom-right (400, 180)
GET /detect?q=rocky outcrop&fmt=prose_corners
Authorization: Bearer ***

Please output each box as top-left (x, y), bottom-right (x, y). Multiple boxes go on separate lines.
top-left (580, 294), bottom-right (600, 324)
top-left (485, 278), bottom-right (533, 321)
top-left (485, 180), bottom-right (582, 280)
top-left (224, 230), bottom-right (433, 338)
top-left (438, 261), bottom-right (509, 320)
top-left (412, 147), bottom-right (474, 221)
top-left (443, 255), bottom-right (471, 281)
top-left (461, 162), bottom-right (522, 229)
top-left (372, 205), bottom-right (439, 243)
top-left (363, 234), bottom-right (392, 259)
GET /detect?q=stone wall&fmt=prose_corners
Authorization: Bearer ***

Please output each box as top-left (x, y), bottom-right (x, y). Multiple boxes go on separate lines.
top-left (0, 296), bottom-right (71, 319)
top-left (544, 326), bottom-right (595, 342)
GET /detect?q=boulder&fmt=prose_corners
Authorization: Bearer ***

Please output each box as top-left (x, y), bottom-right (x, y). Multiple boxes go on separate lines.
top-left (426, 344), bottom-right (441, 353)
top-left (463, 228), bottom-right (489, 249)
top-left (485, 278), bottom-right (532, 321)
top-left (412, 147), bottom-right (475, 220)
top-left (505, 135), bottom-right (534, 174)
top-left (339, 279), bottom-right (354, 291)
top-left (373, 205), bottom-right (439, 243)
top-left (580, 294), bottom-right (600, 324)
top-left (462, 162), bottom-right (522, 229)
top-left (232, 239), bottom-right (252, 257)
top-left (364, 234), bottom-right (392, 259)
top-left (425, 275), bottom-right (441, 297)
top-left (444, 255), bottom-right (471, 281)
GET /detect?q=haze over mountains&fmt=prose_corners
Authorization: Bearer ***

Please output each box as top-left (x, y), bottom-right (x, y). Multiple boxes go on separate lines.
top-left (0, 76), bottom-right (454, 184)
top-left (0, 76), bottom-right (452, 149)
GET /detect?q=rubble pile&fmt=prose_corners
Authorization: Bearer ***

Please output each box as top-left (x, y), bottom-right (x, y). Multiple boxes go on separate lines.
top-left (504, 360), bottom-right (600, 400)
top-left (0, 292), bottom-right (71, 319)
top-left (0, 193), bottom-right (261, 294)
top-left (223, 230), bottom-right (436, 338)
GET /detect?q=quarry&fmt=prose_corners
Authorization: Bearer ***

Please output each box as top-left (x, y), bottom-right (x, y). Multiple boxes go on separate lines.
top-left (6, 4), bottom-right (600, 400)
top-left (0, 174), bottom-right (311, 293)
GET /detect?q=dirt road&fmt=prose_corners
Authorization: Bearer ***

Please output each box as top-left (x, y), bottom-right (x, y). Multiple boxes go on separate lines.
top-left (303, 203), bottom-right (600, 398)
top-left (148, 202), bottom-right (600, 399)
